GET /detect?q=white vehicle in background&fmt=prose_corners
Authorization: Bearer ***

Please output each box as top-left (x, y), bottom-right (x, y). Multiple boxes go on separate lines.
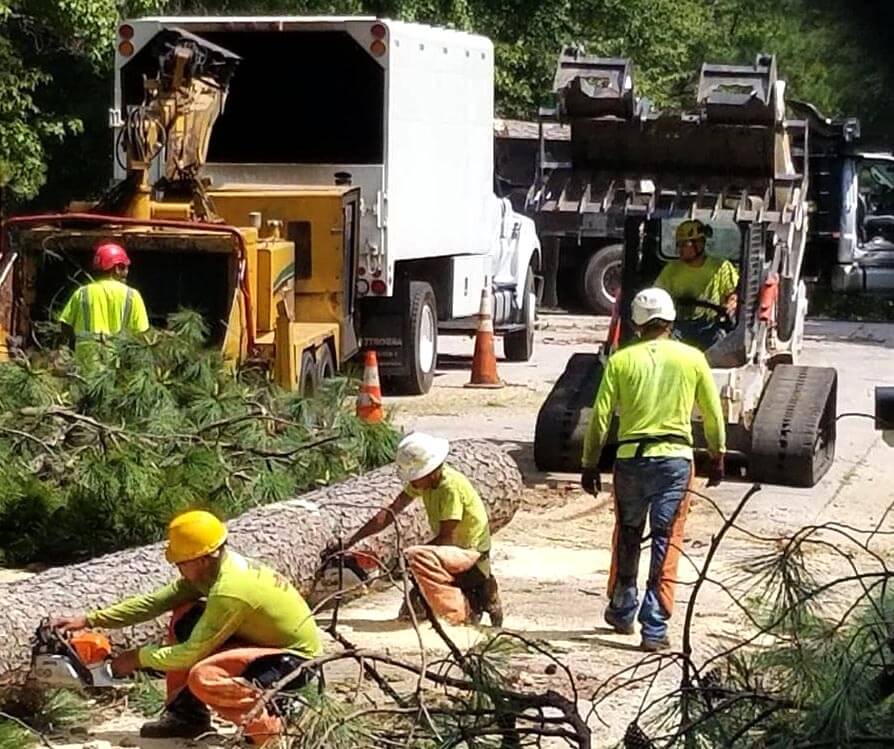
top-left (112, 16), bottom-right (541, 393)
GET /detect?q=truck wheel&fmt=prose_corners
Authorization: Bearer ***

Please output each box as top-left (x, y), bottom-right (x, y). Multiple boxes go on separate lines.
top-left (299, 350), bottom-right (320, 397)
top-left (394, 281), bottom-right (437, 395)
top-left (316, 344), bottom-right (335, 382)
top-left (581, 244), bottom-right (623, 315)
top-left (504, 269), bottom-right (536, 362)
top-left (749, 365), bottom-right (837, 487)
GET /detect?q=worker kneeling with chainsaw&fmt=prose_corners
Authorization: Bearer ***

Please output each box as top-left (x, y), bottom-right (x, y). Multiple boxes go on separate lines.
top-left (580, 288), bottom-right (725, 651)
top-left (325, 433), bottom-right (503, 627)
top-left (50, 510), bottom-right (321, 745)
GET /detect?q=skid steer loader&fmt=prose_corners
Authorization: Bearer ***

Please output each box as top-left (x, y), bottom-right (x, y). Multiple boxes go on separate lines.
top-left (533, 54), bottom-right (838, 488)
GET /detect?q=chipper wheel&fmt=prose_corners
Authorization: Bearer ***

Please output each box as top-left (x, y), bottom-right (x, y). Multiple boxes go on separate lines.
top-left (748, 365), bottom-right (838, 488)
top-left (534, 353), bottom-right (605, 473)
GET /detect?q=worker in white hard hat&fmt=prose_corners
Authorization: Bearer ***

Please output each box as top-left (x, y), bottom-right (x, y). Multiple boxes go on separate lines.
top-left (580, 287), bottom-right (725, 651)
top-left (324, 432), bottom-right (502, 627)
top-left (655, 219), bottom-right (739, 349)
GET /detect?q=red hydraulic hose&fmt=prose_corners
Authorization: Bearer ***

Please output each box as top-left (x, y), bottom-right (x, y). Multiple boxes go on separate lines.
top-left (1, 212), bottom-right (256, 351)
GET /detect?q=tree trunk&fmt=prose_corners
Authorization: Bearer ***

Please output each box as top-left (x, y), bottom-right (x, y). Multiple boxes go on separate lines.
top-left (0, 439), bottom-right (523, 687)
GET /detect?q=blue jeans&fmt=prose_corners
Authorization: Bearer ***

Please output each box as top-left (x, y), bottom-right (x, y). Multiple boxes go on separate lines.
top-left (606, 457), bottom-right (692, 641)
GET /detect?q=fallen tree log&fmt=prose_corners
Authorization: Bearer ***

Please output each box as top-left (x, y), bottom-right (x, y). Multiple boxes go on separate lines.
top-left (0, 439), bottom-right (523, 686)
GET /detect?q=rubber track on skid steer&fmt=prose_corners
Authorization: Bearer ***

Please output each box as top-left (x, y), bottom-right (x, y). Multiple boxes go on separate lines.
top-left (749, 364), bottom-right (838, 488)
top-left (534, 353), bottom-right (604, 473)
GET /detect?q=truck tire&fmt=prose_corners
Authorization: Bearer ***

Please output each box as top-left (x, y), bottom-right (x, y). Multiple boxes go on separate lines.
top-left (298, 349), bottom-right (320, 397)
top-left (504, 269), bottom-right (536, 362)
top-left (581, 244), bottom-right (623, 316)
top-left (748, 365), bottom-right (837, 488)
top-left (393, 281), bottom-right (438, 395)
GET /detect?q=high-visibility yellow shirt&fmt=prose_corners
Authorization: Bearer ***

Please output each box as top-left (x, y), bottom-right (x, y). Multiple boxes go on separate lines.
top-left (405, 465), bottom-right (492, 555)
top-left (87, 551), bottom-right (322, 671)
top-left (655, 257), bottom-right (739, 319)
top-left (581, 338), bottom-right (726, 466)
top-left (58, 278), bottom-right (149, 336)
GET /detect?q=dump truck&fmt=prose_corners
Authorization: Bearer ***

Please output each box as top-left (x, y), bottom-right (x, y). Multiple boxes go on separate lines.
top-left (1, 17), bottom-right (541, 394)
top-left (789, 100), bottom-right (894, 294)
top-left (534, 54), bottom-right (839, 488)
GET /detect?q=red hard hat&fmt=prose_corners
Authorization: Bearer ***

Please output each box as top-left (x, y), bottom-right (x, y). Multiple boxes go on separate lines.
top-left (92, 242), bottom-right (130, 272)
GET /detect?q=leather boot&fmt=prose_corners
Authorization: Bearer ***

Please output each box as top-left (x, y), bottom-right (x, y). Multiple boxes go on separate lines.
top-left (481, 576), bottom-right (504, 627)
top-left (396, 587), bottom-right (428, 621)
top-left (140, 689), bottom-right (212, 739)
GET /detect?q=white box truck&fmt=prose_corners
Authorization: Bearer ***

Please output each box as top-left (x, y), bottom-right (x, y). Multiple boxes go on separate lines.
top-left (112, 16), bottom-right (542, 393)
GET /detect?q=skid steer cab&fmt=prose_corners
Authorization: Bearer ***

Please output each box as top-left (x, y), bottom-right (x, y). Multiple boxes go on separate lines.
top-left (0, 191), bottom-right (361, 396)
top-left (535, 214), bottom-right (838, 488)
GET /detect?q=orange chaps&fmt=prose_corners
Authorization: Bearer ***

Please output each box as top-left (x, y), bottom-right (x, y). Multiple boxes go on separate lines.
top-left (164, 604), bottom-right (296, 744)
top-left (404, 545), bottom-right (483, 624)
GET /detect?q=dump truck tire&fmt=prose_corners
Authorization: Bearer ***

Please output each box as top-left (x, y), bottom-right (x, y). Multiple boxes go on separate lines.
top-left (581, 244), bottom-right (623, 316)
top-left (749, 364), bottom-right (837, 487)
top-left (534, 353), bottom-right (605, 472)
top-left (394, 281), bottom-right (437, 395)
top-left (504, 269), bottom-right (536, 362)
top-left (0, 440), bottom-right (523, 687)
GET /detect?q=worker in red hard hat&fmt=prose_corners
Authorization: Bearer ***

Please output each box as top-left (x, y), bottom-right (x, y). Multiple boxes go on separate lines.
top-left (58, 241), bottom-right (149, 339)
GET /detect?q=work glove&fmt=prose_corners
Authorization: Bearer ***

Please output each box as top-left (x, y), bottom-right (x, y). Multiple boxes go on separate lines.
top-left (706, 453), bottom-right (725, 488)
top-left (581, 467), bottom-right (602, 496)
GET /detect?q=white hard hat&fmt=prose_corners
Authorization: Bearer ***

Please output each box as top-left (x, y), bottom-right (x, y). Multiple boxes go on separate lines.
top-left (395, 432), bottom-right (450, 483)
top-left (631, 287), bottom-right (676, 326)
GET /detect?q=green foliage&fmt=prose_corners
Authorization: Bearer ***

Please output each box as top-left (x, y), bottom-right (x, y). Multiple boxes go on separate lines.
top-left (130, 675), bottom-right (166, 717)
top-left (0, 719), bottom-right (35, 749)
top-left (0, 310), bottom-right (399, 565)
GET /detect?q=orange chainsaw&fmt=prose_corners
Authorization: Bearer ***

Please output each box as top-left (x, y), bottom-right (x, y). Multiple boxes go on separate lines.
top-left (30, 620), bottom-right (126, 689)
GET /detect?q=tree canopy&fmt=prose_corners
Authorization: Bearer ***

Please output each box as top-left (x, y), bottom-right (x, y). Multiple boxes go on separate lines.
top-left (2, 0), bottom-right (892, 207)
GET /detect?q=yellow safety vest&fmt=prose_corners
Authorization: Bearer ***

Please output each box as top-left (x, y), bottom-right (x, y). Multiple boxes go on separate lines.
top-left (58, 278), bottom-right (149, 337)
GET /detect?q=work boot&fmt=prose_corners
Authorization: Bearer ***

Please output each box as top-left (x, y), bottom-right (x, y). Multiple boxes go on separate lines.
top-left (603, 608), bottom-right (635, 635)
top-left (640, 635), bottom-right (671, 652)
top-left (396, 587), bottom-right (428, 622)
top-left (140, 689), bottom-right (212, 739)
top-left (139, 710), bottom-right (213, 739)
top-left (481, 576), bottom-right (504, 627)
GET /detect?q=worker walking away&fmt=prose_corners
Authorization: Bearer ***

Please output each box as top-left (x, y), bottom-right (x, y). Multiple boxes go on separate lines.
top-left (58, 241), bottom-right (149, 340)
top-left (50, 510), bottom-right (321, 745)
top-left (580, 288), bottom-right (725, 651)
top-left (325, 432), bottom-right (503, 627)
top-left (655, 219), bottom-right (739, 350)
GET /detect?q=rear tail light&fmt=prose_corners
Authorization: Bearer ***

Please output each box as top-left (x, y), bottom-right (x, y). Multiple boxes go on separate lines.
top-left (371, 279), bottom-right (387, 295)
top-left (370, 39), bottom-right (386, 57)
top-left (118, 40), bottom-right (134, 57)
top-left (118, 24), bottom-right (134, 40)
top-left (370, 23), bottom-right (386, 39)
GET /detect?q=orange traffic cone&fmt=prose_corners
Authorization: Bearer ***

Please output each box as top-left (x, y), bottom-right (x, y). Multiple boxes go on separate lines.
top-left (465, 288), bottom-right (504, 389)
top-left (356, 350), bottom-right (385, 423)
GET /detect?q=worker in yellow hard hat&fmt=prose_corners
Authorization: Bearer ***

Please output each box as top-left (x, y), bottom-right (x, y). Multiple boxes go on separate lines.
top-left (50, 510), bottom-right (321, 746)
top-left (654, 219), bottom-right (739, 350)
top-left (58, 241), bottom-right (150, 341)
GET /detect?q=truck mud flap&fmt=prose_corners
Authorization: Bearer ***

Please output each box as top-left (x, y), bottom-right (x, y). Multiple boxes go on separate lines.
top-left (748, 364), bottom-right (837, 488)
top-left (534, 353), bottom-right (605, 472)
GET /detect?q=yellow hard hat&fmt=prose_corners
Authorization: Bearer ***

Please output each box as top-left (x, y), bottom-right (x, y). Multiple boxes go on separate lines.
top-left (675, 219), bottom-right (713, 244)
top-left (165, 510), bottom-right (228, 564)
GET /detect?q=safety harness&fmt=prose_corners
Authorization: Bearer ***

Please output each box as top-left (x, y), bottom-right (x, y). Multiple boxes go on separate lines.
top-left (614, 433), bottom-right (692, 459)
